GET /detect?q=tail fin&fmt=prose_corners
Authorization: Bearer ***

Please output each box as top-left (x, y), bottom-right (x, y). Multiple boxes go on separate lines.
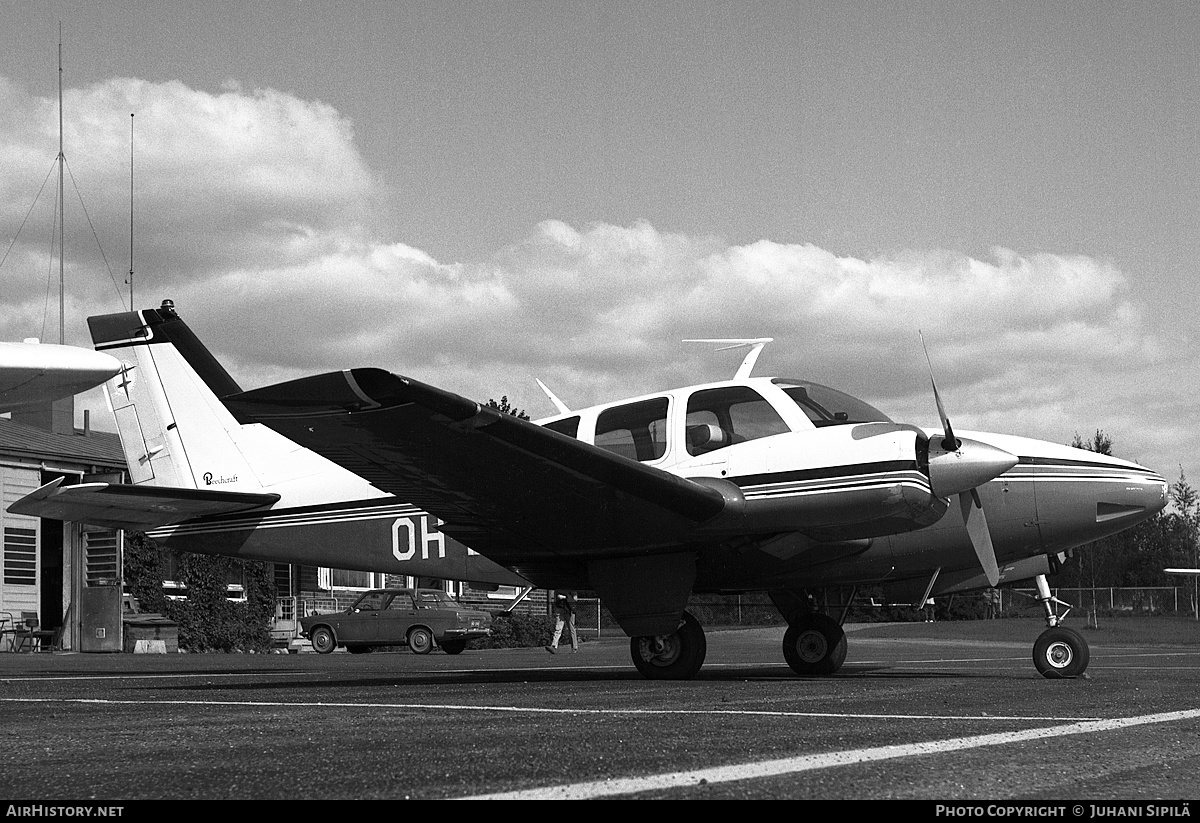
top-left (77, 301), bottom-right (531, 587)
top-left (88, 301), bottom-right (379, 503)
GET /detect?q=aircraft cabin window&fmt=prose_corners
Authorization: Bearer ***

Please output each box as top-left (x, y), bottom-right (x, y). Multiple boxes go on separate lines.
top-left (543, 416), bottom-right (580, 438)
top-left (594, 398), bottom-right (669, 462)
top-left (685, 386), bottom-right (791, 455)
top-left (772, 379), bottom-right (892, 427)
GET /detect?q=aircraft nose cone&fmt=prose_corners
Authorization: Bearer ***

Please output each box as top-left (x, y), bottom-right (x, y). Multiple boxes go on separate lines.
top-left (1033, 450), bottom-right (1169, 549)
top-left (927, 437), bottom-right (1019, 498)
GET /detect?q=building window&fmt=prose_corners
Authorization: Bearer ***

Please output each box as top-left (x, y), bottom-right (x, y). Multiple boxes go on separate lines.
top-left (3, 527), bottom-right (36, 586)
top-left (84, 530), bottom-right (120, 586)
top-left (323, 568), bottom-right (385, 591)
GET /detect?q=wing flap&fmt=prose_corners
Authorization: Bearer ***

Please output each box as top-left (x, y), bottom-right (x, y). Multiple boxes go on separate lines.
top-left (225, 368), bottom-right (728, 562)
top-left (8, 477), bottom-right (280, 530)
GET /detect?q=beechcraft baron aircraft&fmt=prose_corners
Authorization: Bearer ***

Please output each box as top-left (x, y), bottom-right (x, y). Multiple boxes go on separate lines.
top-left (11, 302), bottom-right (1168, 679)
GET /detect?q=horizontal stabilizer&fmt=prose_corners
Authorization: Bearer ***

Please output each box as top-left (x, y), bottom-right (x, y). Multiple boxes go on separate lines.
top-left (8, 477), bottom-right (280, 530)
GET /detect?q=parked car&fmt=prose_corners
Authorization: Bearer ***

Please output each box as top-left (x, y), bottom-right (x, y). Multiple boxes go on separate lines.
top-left (300, 588), bottom-right (492, 655)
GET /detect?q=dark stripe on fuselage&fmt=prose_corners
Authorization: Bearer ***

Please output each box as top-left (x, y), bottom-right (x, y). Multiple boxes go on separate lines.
top-left (1016, 456), bottom-right (1163, 476)
top-left (726, 460), bottom-right (921, 489)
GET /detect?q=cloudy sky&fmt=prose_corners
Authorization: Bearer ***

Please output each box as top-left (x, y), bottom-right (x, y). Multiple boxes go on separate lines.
top-left (1, 1), bottom-right (1196, 485)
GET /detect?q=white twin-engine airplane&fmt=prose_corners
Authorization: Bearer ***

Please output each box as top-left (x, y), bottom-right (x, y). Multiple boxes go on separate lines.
top-left (11, 302), bottom-right (1167, 680)
top-left (0, 339), bottom-right (120, 413)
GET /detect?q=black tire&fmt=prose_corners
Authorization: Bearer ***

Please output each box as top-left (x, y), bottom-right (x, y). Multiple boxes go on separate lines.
top-left (783, 614), bottom-right (847, 676)
top-left (629, 611), bottom-right (707, 680)
top-left (345, 644), bottom-right (373, 654)
top-left (441, 639), bottom-right (467, 655)
top-left (1033, 627), bottom-right (1090, 679)
top-left (310, 626), bottom-right (337, 655)
top-left (408, 626), bottom-right (434, 655)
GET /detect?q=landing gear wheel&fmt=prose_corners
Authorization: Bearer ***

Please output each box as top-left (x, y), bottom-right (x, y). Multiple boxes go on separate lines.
top-left (408, 627), bottom-right (434, 655)
top-left (783, 614), bottom-right (847, 676)
top-left (630, 611), bottom-right (707, 680)
top-left (441, 639), bottom-right (467, 655)
top-left (310, 626), bottom-right (336, 655)
top-left (1033, 627), bottom-right (1089, 679)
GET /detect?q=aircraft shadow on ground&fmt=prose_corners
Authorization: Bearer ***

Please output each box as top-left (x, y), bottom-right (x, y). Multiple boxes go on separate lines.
top-left (141, 663), bottom-right (993, 694)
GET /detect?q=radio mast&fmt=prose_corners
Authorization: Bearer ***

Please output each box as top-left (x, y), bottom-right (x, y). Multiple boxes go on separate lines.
top-left (57, 25), bottom-right (65, 343)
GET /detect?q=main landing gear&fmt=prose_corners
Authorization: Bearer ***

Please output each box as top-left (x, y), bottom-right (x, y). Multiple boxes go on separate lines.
top-left (769, 590), bottom-right (850, 676)
top-left (630, 611), bottom-right (707, 680)
top-left (782, 613), bottom-right (848, 676)
top-left (626, 607), bottom-right (851, 679)
top-left (1031, 574), bottom-right (1089, 678)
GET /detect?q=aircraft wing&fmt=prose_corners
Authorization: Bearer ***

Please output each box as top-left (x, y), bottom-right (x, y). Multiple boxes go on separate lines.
top-left (224, 368), bottom-right (729, 572)
top-left (8, 477), bottom-right (280, 530)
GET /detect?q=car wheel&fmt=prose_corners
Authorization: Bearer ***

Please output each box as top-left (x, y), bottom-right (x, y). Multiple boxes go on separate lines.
top-left (408, 626), bottom-right (434, 655)
top-left (310, 626), bottom-right (336, 655)
top-left (441, 639), bottom-right (467, 655)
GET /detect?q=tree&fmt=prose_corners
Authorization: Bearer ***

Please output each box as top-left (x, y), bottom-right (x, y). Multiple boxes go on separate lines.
top-left (1169, 470), bottom-right (1200, 618)
top-left (487, 396), bottom-right (529, 420)
top-left (1071, 429), bottom-right (1114, 455)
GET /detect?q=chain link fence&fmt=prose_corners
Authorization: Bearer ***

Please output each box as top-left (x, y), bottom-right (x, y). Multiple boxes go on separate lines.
top-left (1001, 586), bottom-right (1199, 618)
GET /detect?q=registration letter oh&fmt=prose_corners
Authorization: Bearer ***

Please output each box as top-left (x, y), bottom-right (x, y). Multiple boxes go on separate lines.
top-left (392, 515), bottom-right (447, 562)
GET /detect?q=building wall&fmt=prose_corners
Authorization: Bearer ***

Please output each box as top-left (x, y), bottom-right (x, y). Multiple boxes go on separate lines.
top-left (0, 463), bottom-right (43, 627)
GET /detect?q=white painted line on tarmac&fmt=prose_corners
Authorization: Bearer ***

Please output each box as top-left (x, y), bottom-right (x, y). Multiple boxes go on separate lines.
top-left (457, 708), bottom-right (1200, 800)
top-left (0, 672), bottom-right (311, 682)
top-left (0, 695), bottom-right (1102, 722)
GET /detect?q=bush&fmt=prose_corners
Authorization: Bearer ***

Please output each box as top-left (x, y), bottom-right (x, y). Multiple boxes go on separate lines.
top-left (124, 532), bottom-right (168, 615)
top-left (472, 611), bottom-right (555, 649)
top-left (123, 533), bottom-right (275, 653)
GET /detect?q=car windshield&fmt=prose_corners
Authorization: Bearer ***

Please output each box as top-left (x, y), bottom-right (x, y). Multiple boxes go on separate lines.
top-left (352, 591), bottom-right (388, 611)
top-left (772, 379), bottom-right (892, 427)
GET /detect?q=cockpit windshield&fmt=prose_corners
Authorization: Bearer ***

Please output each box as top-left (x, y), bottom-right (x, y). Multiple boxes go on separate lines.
top-left (772, 379), bottom-right (892, 427)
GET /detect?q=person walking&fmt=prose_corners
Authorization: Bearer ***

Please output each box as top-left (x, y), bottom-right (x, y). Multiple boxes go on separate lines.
top-left (546, 590), bottom-right (579, 653)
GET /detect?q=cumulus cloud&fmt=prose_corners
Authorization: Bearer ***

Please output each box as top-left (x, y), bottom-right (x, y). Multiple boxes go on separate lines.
top-left (0, 74), bottom-right (1183, 475)
top-left (0, 74), bottom-right (378, 338)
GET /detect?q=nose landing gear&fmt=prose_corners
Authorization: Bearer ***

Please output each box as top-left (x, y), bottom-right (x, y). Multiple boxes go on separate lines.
top-left (1031, 574), bottom-right (1090, 678)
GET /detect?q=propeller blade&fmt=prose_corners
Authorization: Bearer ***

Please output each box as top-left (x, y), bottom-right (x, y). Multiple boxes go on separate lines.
top-left (920, 331), bottom-right (958, 451)
top-left (918, 335), bottom-right (1002, 587)
top-left (959, 490), bottom-right (1000, 587)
